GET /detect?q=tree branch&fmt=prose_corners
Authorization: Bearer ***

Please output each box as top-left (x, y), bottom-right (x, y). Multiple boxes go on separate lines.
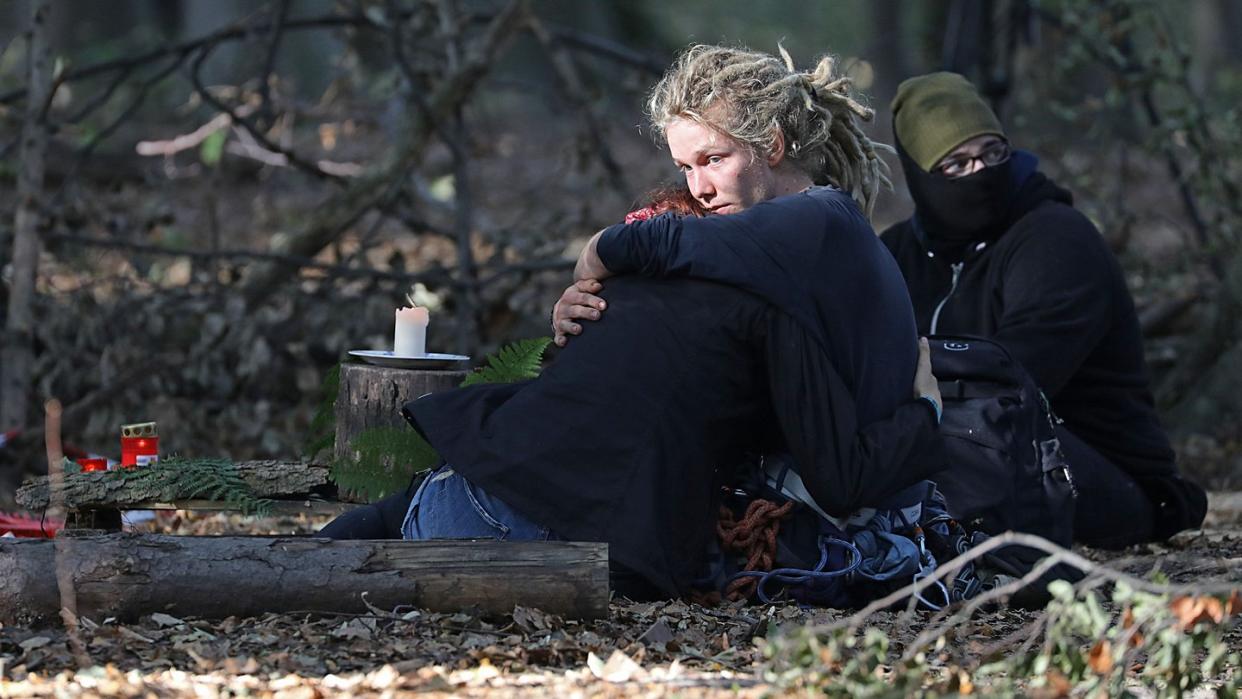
top-left (528, 15), bottom-right (631, 205)
top-left (237, 0), bottom-right (529, 308)
top-left (256, 0), bottom-right (292, 127)
top-left (189, 44), bottom-right (340, 182)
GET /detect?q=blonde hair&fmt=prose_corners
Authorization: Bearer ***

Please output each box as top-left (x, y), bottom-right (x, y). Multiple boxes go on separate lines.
top-left (646, 44), bottom-right (889, 217)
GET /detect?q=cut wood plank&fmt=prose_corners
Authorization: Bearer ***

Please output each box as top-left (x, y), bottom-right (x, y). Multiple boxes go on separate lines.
top-left (16, 460), bottom-right (330, 511)
top-left (0, 534), bottom-right (609, 623)
top-left (334, 364), bottom-right (467, 464)
top-left (119, 499), bottom-right (359, 516)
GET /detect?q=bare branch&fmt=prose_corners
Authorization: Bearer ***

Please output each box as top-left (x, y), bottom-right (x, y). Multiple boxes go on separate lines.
top-left (0, 13), bottom-right (403, 106)
top-left (534, 22), bottom-right (666, 75)
top-left (189, 44), bottom-right (341, 182)
top-left (134, 111), bottom-right (234, 157)
top-left (238, 0), bottom-right (530, 307)
top-left (820, 531), bottom-right (1239, 639)
top-left (528, 15), bottom-right (631, 205)
top-left (256, 0), bottom-right (292, 126)
top-left (43, 231), bottom-right (454, 286)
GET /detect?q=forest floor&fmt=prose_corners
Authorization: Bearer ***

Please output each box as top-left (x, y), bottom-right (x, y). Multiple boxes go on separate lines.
top-left (1, 494), bottom-right (1240, 697)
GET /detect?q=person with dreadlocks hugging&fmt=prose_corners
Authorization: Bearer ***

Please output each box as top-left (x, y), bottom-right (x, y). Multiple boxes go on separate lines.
top-left (322, 44), bottom-right (981, 603)
top-left (879, 72), bottom-right (1207, 549)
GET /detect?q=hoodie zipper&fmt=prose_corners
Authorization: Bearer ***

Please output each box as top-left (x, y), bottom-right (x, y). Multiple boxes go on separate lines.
top-left (929, 262), bottom-right (964, 335)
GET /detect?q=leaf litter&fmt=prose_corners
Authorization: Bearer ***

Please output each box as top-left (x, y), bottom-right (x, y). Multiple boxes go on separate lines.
top-left (2, 507), bottom-right (1240, 695)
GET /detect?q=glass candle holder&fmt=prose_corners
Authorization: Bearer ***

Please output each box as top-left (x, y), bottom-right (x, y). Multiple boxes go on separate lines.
top-left (120, 422), bottom-right (159, 468)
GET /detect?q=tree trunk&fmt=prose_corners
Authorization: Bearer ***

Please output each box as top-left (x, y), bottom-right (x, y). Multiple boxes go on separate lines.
top-left (334, 365), bottom-right (466, 464)
top-left (866, 0), bottom-right (910, 107)
top-left (1, 0), bottom-right (52, 434)
top-left (15, 460), bottom-right (333, 511)
top-left (0, 534), bottom-right (609, 623)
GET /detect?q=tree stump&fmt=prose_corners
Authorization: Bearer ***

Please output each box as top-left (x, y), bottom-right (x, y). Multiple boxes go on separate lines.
top-left (334, 364), bottom-right (466, 464)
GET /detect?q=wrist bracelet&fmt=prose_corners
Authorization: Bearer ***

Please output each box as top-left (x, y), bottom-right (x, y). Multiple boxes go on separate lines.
top-left (918, 394), bottom-right (942, 424)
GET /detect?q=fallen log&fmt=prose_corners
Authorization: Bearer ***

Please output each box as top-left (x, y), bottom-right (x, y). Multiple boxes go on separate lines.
top-left (0, 534), bottom-right (609, 623)
top-left (15, 460), bottom-right (330, 511)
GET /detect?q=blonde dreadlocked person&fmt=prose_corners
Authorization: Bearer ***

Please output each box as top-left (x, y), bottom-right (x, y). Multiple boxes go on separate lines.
top-left (562, 43), bottom-right (931, 436)
top-left (558, 44), bottom-right (888, 343)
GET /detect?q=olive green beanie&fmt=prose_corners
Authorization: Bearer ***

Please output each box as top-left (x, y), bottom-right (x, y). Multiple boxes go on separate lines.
top-left (891, 72), bottom-right (1005, 172)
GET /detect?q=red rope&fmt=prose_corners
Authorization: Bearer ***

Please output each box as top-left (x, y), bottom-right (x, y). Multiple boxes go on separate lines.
top-left (715, 498), bottom-right (795, 602)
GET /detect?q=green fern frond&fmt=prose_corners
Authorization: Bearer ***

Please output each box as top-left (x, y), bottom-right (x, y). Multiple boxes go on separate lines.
top-left (332, 427), bottom-right (439, 501)
top-left (94, 457), bottom-right (272, 516)
top-left (461, 337), bottom-right (550, 387)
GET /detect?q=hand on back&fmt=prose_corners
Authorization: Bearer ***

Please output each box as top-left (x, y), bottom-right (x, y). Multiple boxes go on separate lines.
top-left (552, 278), bottom-right (607, 347)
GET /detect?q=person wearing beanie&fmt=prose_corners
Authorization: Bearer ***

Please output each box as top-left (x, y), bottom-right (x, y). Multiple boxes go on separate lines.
top-left (880, 72), bottom-right (1207, 548)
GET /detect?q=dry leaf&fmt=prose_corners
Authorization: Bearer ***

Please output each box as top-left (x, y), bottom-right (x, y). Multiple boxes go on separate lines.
top-left (512, 605), bottom-right (554, 633)
top-left (637, 619), bottom-right (674, 646)
top-left (18, 636), bottom-right (52, 652)
top-left (1170, 595), bottom-right (1225, 631)
top-left (1044, 669), bottom-right (1072, 698)
top-left (1087, 640), bottom-right (1113, 674)
top-left (150, 613), bottom-right (185, 628)
top-left (954, 668), bottom-right (974, 695)
top-left (118, 627), bottom-right (155, 643)
top-left (364, 664), bottom-right (400, 690)
top-left (330, 619), bottom-right (373, 641)
top-left (586, 650), bottom-right (645, 683)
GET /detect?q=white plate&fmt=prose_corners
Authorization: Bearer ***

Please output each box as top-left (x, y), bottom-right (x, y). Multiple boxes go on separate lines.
top-left (348, 350), bottom-right (470, 370)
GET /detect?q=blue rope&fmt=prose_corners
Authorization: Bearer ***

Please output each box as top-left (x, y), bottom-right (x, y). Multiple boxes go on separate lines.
top-left (910, 530), bottom-right (951, 611)
top-left (729, 537), bottom-right (862, 604)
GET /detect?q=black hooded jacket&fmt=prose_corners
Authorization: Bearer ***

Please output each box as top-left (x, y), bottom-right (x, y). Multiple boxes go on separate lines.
top-left (404, 278), bottom-right (941, 598)
top-left (881, 155), bottom-right (1206, 536)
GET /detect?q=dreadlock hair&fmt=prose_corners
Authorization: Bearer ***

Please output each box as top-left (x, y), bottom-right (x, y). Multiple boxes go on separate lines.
top-left (646, 44), bottom-right (890, 218)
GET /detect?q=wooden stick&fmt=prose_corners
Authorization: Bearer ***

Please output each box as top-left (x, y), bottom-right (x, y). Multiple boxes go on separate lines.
top-left (0, 535), bottom-right (609, 623)
top-left (45, 399), bottom-right (93, 668)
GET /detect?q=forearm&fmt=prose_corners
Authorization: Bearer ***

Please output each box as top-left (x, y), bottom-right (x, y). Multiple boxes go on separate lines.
top-left (574, 230), bottom-right (612, 281)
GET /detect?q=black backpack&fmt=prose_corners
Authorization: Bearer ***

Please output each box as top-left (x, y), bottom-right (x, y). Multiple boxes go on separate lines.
top-left (928, 336), bottom-right (1077, 547)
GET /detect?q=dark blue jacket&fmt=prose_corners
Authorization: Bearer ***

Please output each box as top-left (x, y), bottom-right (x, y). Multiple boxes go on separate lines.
top-left (598, 186), bottom-right (918, 426)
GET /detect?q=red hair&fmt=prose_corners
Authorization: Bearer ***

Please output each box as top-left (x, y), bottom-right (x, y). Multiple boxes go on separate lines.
top-left (624, 184), bottom-right (706, 223)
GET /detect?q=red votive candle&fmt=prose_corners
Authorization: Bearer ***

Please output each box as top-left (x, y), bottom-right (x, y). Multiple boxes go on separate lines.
top-left (120, 422), bottom-right (159, 468)
top-left (77, 458), bottom-right (108, 472)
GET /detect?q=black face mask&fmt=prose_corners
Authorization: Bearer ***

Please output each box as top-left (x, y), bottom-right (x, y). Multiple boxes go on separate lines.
top-left (897, 140), bottom-right (1013, 244)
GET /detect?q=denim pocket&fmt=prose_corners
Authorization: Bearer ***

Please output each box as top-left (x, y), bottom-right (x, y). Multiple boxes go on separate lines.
top-left (461, 478), bottom-right (512, 539)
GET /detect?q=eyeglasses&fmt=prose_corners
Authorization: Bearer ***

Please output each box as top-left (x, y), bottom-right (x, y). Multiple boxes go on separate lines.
top-left (936, 141), bottom-right (1012, 179)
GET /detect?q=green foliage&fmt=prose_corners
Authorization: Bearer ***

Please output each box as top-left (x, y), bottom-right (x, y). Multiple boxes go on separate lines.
top-left (199, 129), bottom-right (226, 167)
top-left (461, 337), bottom-right (551, 387)
top-left (329, 338), bottom-right (552, 500)
top-left (761, 581), bottom-right (1242, 697)
top-left (331, 427), bottom-right (440, 501)
top-left (92, 457), bottom-right (271, 515)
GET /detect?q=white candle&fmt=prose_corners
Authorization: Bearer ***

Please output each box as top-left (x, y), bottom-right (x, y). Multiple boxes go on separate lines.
top-left (394, 306), bottom-right (429, 356)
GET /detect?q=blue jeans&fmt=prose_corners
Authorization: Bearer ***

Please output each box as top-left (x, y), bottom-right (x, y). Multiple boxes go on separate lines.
top-left (401, 465), bottom-right (556, 541)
